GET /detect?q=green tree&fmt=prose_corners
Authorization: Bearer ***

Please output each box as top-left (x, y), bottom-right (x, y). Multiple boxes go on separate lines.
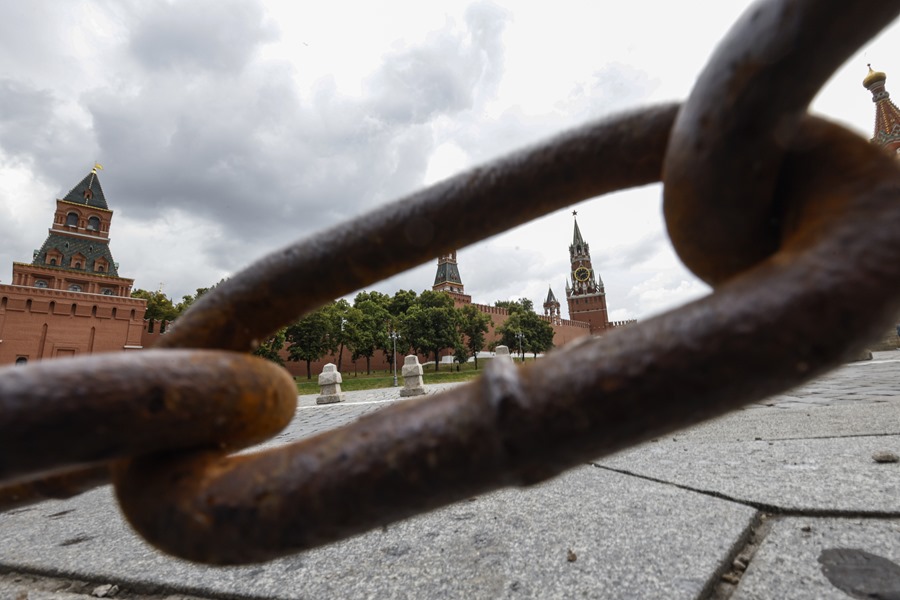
top-left (389, 289), bottom-right (417, 317)
top-left (285, 309), bottom-right (331, 379)
top-left (458, 303), bottom-right (493, 369)
top-left (400, 291), bottom-right (461, 371)
top-left (496, 312), bottom-right (525, 361)
top-left (496, 309), bottom-right (555, 361)
top-left (494, 298), bottom-right (534, 313)
top-left (131, 289), bottom-right (179, 321)
top-left (176, 286), bottom-right (210, 314)
top-left (521, 310), bottom-right (555, 358)
top-left (452, 343), bottom-right (469, 372)
top-left (175, 278), bottom-right (227, 315)
top-left (322, 299), bottom-right (357, 372)
top-left (385, 289), bottom-right (418, 371)
top-left (352, 292), bottom-right (391, 375)
top-left (253, 327), bottom-right (286, 366)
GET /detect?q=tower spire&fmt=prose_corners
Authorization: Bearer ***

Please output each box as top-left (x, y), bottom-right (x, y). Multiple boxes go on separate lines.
top-left (863, 65), bottom-right (900, 155)
top-left (433, 250), bottom-right (471, 306)
top-left (572, 210), bottom-right (585, 246)
top-left (543, 286), bottom-right (561, 325)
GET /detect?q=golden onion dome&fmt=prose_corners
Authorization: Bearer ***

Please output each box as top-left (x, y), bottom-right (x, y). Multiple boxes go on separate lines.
top-left (863, 64), bottom-right (886, 88)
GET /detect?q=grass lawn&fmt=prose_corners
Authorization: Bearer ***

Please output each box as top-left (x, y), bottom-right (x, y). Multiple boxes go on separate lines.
top-left (293, 357), bottom-right (537, 395)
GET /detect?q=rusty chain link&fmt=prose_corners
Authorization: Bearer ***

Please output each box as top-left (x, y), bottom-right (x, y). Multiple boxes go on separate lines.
top-left (2, 0), bottom-right (899, 566)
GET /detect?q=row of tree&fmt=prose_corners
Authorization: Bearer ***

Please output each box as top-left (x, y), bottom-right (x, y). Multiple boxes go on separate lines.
top-left (131, 283), bottom-right (220, 321)
top-left (132, 285), bottom-right (556, 378)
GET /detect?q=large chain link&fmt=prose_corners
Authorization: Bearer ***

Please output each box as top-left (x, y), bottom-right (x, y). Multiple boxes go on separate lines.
top-left (2, 0), bottom-right (899, 565)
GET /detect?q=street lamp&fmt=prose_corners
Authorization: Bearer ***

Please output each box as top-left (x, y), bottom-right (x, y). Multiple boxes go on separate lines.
top-left (515, 330), bottom-right (524, 362)
top-left (390, 330), bottom-right (400, 386)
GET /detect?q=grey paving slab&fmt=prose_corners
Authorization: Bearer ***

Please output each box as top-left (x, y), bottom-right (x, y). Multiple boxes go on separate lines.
top-left (659, 400), bottom-right (900, 443)
top-left (732, 516), bottom-right (900, 600)
top-left (0, 467), bottom-right (756, 600)
top-left (597, 354), bottom-right (900, 514)
top-left (257, 383), bottom-right (463, 450)
top-left (598, 433), bottom-right (900, 513)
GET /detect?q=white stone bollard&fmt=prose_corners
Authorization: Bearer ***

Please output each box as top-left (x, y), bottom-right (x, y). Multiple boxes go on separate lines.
top-left (317, 363), bottom-right (344, 405)
top-left (494, 345), bottom-right (514, 363)
top-left (400, 354), bottom-right (427, 397)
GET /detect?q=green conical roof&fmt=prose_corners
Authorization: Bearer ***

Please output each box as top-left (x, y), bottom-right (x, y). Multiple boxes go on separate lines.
top-left (62, 170), bottom-right (109, 210)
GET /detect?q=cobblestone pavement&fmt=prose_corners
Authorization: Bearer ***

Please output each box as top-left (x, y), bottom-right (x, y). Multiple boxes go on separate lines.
top-left (257, 382), bottom-right (462, 450)
top-left (1, 352), bottom-right (898, 599)
top-left (746, 354), bottom-right (900, 409)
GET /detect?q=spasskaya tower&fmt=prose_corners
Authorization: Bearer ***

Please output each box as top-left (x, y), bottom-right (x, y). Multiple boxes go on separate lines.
top-left (565, 212), bottom-right (610, 333)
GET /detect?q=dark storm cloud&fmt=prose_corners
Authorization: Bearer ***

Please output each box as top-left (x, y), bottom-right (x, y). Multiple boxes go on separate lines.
top-left (0, 81), bottom-right (55, 156)
top-left (75, 0), bottom-right (511, 275)
top-left (0, 80), bottom-right (94, 185)
top-left (0, 0), bottom-right (513, 295)
top-left (129, 0), bottom-right (278, 73)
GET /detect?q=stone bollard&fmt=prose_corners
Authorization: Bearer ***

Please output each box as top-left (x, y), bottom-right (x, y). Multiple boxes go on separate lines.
top-left (400, 355), bottom-right (427, 397)
top-left (317, 363), bottom-right (344, 405)
top-left (494, 345), bottom-right (514, 363)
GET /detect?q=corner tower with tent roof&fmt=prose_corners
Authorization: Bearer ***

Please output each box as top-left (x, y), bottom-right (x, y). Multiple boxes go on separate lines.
top-left (30, 166), bottom-right (126, 287)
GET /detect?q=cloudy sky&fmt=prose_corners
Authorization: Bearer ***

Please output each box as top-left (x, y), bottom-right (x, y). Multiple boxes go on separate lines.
top-left (1, 1), bottom-right (897, 322)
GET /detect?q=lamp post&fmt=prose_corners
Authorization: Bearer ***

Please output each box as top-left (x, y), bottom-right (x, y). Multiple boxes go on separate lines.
top-left (390, 330), bottom-right (399, 386)
top-left (515, 330), bottom-right (524, 362)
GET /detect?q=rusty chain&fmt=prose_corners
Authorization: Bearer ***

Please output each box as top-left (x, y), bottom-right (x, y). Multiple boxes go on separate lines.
top-left (1, 0), bottom-right (899, 565)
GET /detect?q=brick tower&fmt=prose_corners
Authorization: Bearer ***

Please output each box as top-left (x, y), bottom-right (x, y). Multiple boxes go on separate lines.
top-left (432, 250), bottom-right (471, 306)
top-left (565, 213), bottom-right (609, 333)
top-left (543, 286), bottom-right (561, 325)
top-left (0, 167), bottom-right (146, 364)
top-left (27, 168), bottom-right (127, 290)
top-left (863, 65), bottom-right (900, 155)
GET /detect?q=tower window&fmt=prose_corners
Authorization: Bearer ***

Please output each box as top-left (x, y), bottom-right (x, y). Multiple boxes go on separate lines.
top-left (87, 216), bottom-right (100, 231)
top-left (66, 213), bottom-right (78, 227)
top-left (34, 280), bottom-right (48, 288)
top-left (49, 258), bottom-right (57, 266)
top-left (68, 284), bottom-right (82, 292)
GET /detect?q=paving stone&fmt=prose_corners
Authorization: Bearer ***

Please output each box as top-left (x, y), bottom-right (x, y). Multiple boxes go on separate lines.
top-left (597, 354), bottom-right (900, 514)
top-left (0, 468), bottom-right (755, 600)
top-left (650, 399), bottom-right (900, 443)
top-left (599, 433), bottom-right (900, 513)
top-left (733, 517), bottom-right (900, 600)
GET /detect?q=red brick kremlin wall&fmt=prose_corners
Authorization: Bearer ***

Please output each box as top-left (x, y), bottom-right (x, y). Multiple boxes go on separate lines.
top-left (0, 284), bottom-right (146, 363)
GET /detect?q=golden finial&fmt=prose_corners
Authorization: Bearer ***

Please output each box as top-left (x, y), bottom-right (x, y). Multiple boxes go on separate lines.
top-left (863, 63), bottom-right (886, 89)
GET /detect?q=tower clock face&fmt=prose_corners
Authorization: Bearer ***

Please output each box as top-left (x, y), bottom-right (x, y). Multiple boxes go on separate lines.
top-left (574, 266), bottom-right (590, 282)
